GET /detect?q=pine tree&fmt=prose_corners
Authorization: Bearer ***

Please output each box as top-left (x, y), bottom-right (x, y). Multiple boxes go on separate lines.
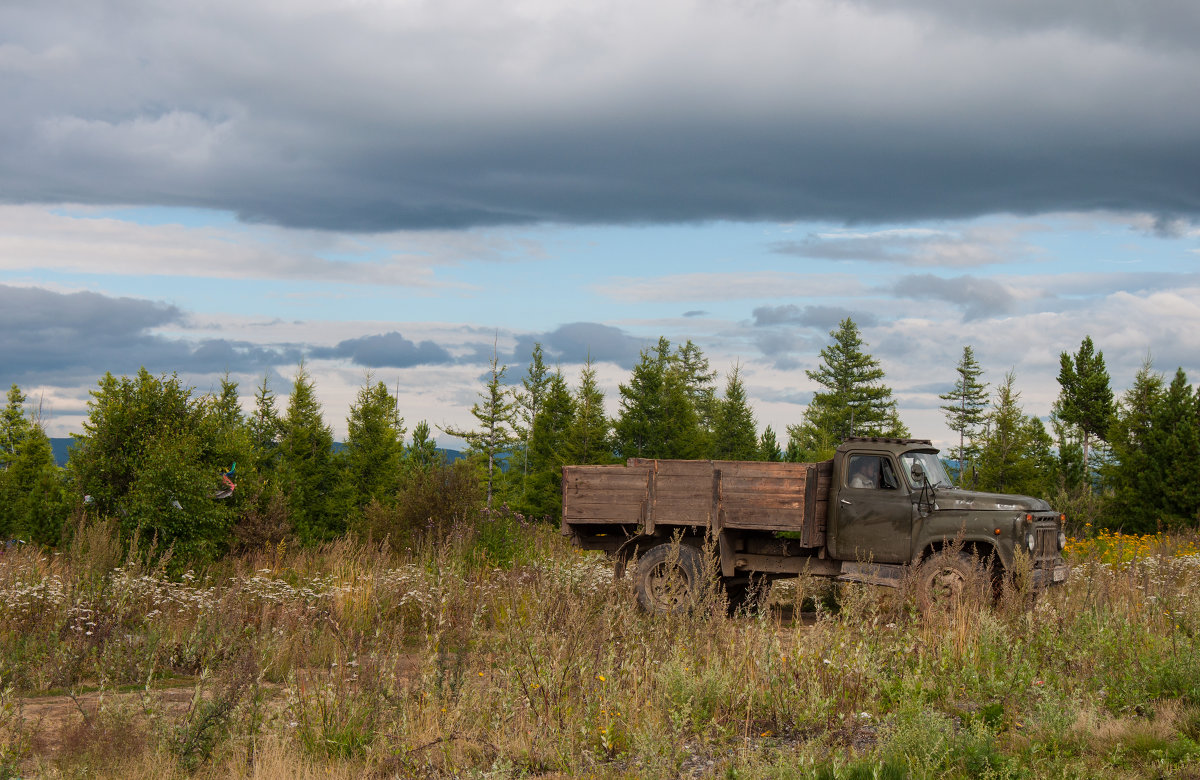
top-left (1056, 336), bottom-right (1115, 484)
top-left (712, 364), bottom-right (758, 460)
top-left (675, 340), bottom-right (718, 450)
top-left (443, 348), bottom-right (518, 510)
top-left (212, 373), bottom-right (243, 432)
top-left (513, 343), bottom-right (551, 496)
top-left (523, 371), bottom-right (575, 519)
top-left (278, 363), bottom-right (338, 542)
top-left (249, 374), bottom-right (282, 472)
top-left (1105, 358), bottom-right (1165, 531)
top-left (564, 358), bottom-right (613, 465)
top-left (405, 420), bottom-right (443, 472)
top-left (1151, 369), bottom-right (1200, 529)
top-left (758, 425), bottom-right (782, 462)
top-left (343, 376), bottom-right (406, 510)
top-left (613, 338), bottom-right (702, 460)
top-left (787, 318), bottom-right (906, 461)
top-left (975, 371), bottom-right (1055, 497)
top-left (2, 423), bottom-right (66, 545)
top-left (1, 384), bottom-right (31, 471)
top-left (938, 346), bottom-right (989, 482)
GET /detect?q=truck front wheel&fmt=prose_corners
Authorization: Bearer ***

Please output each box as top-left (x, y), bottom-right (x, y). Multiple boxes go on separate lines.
top-left (634, 543), bottom-right (704, 614)
top-left (918, 552), bottom-right (979, 613)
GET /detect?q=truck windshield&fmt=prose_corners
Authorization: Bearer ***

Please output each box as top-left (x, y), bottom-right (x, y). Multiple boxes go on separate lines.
top-left (900, 451), bottom-right (953, 489)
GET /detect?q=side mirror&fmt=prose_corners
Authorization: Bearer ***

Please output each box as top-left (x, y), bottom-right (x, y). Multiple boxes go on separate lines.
top-left (910, 462), bottom-right (925, 483)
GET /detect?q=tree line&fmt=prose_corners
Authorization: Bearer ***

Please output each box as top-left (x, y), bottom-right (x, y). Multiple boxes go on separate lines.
top-left (1, 319), bottom-right (1197, 563)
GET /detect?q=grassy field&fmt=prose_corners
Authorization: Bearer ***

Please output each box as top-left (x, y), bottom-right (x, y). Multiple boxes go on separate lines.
top-left (2, 516), bottom-right (1199, 779)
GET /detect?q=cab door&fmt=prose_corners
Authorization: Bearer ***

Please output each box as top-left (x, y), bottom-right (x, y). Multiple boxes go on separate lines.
top-left (833, 453), bottom-right (913, 563)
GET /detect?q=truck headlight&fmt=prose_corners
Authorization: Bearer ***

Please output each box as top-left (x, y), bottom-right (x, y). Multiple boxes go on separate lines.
top-left (1058, 531), bottom-right (1067, 550)
top-left (1026, 533), bottom-right (1036, 552)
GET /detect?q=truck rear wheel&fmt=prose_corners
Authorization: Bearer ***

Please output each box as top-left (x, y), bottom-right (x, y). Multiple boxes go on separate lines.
top-left (634, 543), bottom-right (704, 615)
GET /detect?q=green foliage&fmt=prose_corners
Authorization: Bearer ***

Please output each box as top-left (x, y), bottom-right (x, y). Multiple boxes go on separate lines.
top-left (278, 363), bottom-right (339, 543)
top-left (522, 371), bottom-right (575, 521)
top-left (248, 373), bottom-right (282, 472)
top-left (69, 369), bottom-right (241, 564)
top-left (1056, 335), bottom-right (1115, 481)
top-left (342, 375), bottom-right (405, 512)
top-left (405, 419), bottom-right (442, 473)
top-left (787, 318), bottom-right (906, 461)
top-left (513, 342), bottom-right (551, 493)
top-left (564, 358), bottom-right (613, 466)
top-left (614, 337), bottom-right (704, 460)
top-left (1, 423), bottom-right (68, 545)
top-left (938, 345), bottom-right (989, 482)
top-left (712, 364), bottom-right (758, 461)
top-left (758, 425), bottom-right (782, 462)
top-left (0, 384), bottom-right (31, 471)
top-left (354, 458), bottom-right (483, 549)
top-left (443, 346), bottom-right (518, 510)
top-left (975, 371), bottom-right (1056, 497)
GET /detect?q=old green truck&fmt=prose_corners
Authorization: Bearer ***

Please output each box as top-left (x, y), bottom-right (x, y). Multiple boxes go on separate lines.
top-left (561, 437), bottom-right (1070, 612)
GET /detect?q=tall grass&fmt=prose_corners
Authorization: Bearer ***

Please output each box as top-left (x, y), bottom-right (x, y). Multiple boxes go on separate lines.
top-left (1, 519), bottom-right (1199, 778)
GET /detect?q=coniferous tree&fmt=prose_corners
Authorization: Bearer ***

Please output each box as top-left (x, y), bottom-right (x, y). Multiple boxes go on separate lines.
top-left (675, 340), bottom-right (718, 451)
top-left (1055, 336), bottom-right (1115, 484)
top-left (564, 358), bottom-right (613, 465)
top-left (443, 348), bottom-right (518, 510)
top-left (1105, 358), bottom-right (1165, 532)
top-left (3, 423), bottom-right (66, 545)
top-left (249, 374), bottom-right (283, 473)
top-left (523, 371), bottom-right (575, 519)
top-left (614, 338), bottom-right (703, 460)
top-left (405, 420), bottom-right (443, 473)
top-left (758, 425), bottom-right (782, 462)
top-left (938, 346), bottom-right (989, 482)
top-left (787, 318), bottom-right (906, 461)
top-left (712, 364), bottom-right (758, 460)
top-left (278, 363), bottom-right (338, 542)
top-left (513, 343), bottom-right (551, 496)
top-left (1149, 369), bottom-right (1200, 529)
top-left (343, 376), bottom-right (405, 511)
top-left (1, 384), bottom-right (31, 471)
top-left (975, 371), bottom-right (1055, 497)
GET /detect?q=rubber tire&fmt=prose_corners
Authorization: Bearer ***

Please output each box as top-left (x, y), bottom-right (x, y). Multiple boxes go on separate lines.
top-left (634, 543), bottom-right (704, 615)
top-left (917, 552), bottom-right (976, 614)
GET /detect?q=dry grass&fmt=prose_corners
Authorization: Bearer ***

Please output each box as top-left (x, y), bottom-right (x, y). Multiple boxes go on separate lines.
top-left (1, 521), bottom-right (1199, 778)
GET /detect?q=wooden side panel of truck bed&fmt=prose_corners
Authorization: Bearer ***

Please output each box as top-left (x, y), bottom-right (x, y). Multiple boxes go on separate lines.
top-left (562, 458), bottom-right (833, 547)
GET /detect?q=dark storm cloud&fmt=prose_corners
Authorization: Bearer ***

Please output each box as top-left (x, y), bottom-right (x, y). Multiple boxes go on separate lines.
top-left (0, 285), bottom-right (297, 383)
top-left (892, 275), bottom-right (1017, 321)
top-left (1, 1), bottom-right (1198, 231)
top-left (310, 332), bottom-right (454, 368)
top-left (752, 304), bottom-right (877, 330)
top-left (512, 322), bottom-right (645, 369)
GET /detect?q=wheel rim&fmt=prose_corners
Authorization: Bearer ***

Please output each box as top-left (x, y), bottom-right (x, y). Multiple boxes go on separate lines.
top-left (646, 560), bottom-right (692, 612)
top-left (927, 566), bottom-right (966, 604)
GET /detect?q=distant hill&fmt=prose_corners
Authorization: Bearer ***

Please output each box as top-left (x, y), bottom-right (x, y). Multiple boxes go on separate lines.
top-left (48, 438), bottom-right (462, 468)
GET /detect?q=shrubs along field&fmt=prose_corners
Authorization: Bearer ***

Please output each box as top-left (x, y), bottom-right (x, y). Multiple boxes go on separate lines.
top-left (2, 518), bottom-right (1200, 779)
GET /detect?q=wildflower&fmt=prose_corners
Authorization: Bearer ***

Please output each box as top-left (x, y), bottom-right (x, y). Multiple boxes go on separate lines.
top-left (596, 674), bottom-right (606, 682)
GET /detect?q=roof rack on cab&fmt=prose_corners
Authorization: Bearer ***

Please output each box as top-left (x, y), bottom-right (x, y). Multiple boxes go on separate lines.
top-left (838, 436), bottom-right (933, 447)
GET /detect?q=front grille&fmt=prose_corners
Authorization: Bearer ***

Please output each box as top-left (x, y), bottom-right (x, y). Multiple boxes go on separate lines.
top-left (1033, 521), bottom-right (1059, 566)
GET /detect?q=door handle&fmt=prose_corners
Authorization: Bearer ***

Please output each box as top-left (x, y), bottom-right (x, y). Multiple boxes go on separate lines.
top-left (840, 499), bottom-right (852, 505)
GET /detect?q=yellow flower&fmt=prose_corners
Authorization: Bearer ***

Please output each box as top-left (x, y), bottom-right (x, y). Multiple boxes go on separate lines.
top-left (596, 674), bottom-right (606, 682)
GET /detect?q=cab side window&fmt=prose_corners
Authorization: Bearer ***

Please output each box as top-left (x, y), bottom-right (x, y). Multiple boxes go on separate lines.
top-left (847, 455), bottom-right (899, 490)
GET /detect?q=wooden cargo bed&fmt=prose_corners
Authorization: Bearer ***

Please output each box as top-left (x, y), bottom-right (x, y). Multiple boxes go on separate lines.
top-left (562, 458), bottom-right (832, 548)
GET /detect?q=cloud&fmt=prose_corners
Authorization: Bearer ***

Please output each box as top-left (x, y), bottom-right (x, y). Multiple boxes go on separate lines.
top-left (0, 284), bottom-right (296, 384)
top-left (597, 272), bottom-right (867, 302)
top-left (892, 274), bottom-right (1018, 320)
top-left (770, 224), bottom-right (1037, 267)
top-left (310, 332), bottom-right (455, 368)
top-left (1, 2), bottom-right (1198, 230)
top-left (513, 322), bottom-right (646, 369)
top-left (752, 304), bottom-right (878, 329)
top-left (682, 310), bottom-right (708, 318)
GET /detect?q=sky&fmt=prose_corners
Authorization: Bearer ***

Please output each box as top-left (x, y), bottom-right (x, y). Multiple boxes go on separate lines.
top-left (2, 0), bottom-right (1199, 452)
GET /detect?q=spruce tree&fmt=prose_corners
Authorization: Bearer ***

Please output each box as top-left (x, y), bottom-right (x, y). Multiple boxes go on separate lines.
top-left (675, 340), bottom-right (718, 450)
top-left (523, 371), bottom-right (575, 519)
top-left (565, 358), bottom-right (613, 465)
top-left (614, 338), bottom-right (702, 460)
top-left (938, 346), bottom-right (989, 482)
top-left (975, 371), bottom-right (1055, 497)
top-left (3, 424), bottom-right (66, 545)
top-left (787, 318), bottom-right (906, 460)
top-left (443, 348), bottom-right (518, 510)
top-left (1105, 358), bottom-right (1165, 531)
top-left (1151, 369), bottom-right (1200, 529)
top-left (1055, 336), bottom-right (1115, 483)
top-left (343, 376), bottom-right (406, 510)
top-left (1, 384), bottom-right (31, 471)
top-left (758, 425), bottom-right (782, 462)
top-left (405, 420), bottom-right (443, 472)
top-left (513, 343), bottom-right (551, 496)
top-left (712, 364), bottom-right (758, 460)
top-left (278, 363), bottom-right (338, 542)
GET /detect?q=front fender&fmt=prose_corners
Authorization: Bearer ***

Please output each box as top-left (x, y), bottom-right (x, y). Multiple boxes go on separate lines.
top-left (913, 510), bottom-right (1017, 570)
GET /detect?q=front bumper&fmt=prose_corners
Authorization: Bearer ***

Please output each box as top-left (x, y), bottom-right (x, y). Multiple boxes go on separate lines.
top-left (1032, 563), bottom-right (1070, 589)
